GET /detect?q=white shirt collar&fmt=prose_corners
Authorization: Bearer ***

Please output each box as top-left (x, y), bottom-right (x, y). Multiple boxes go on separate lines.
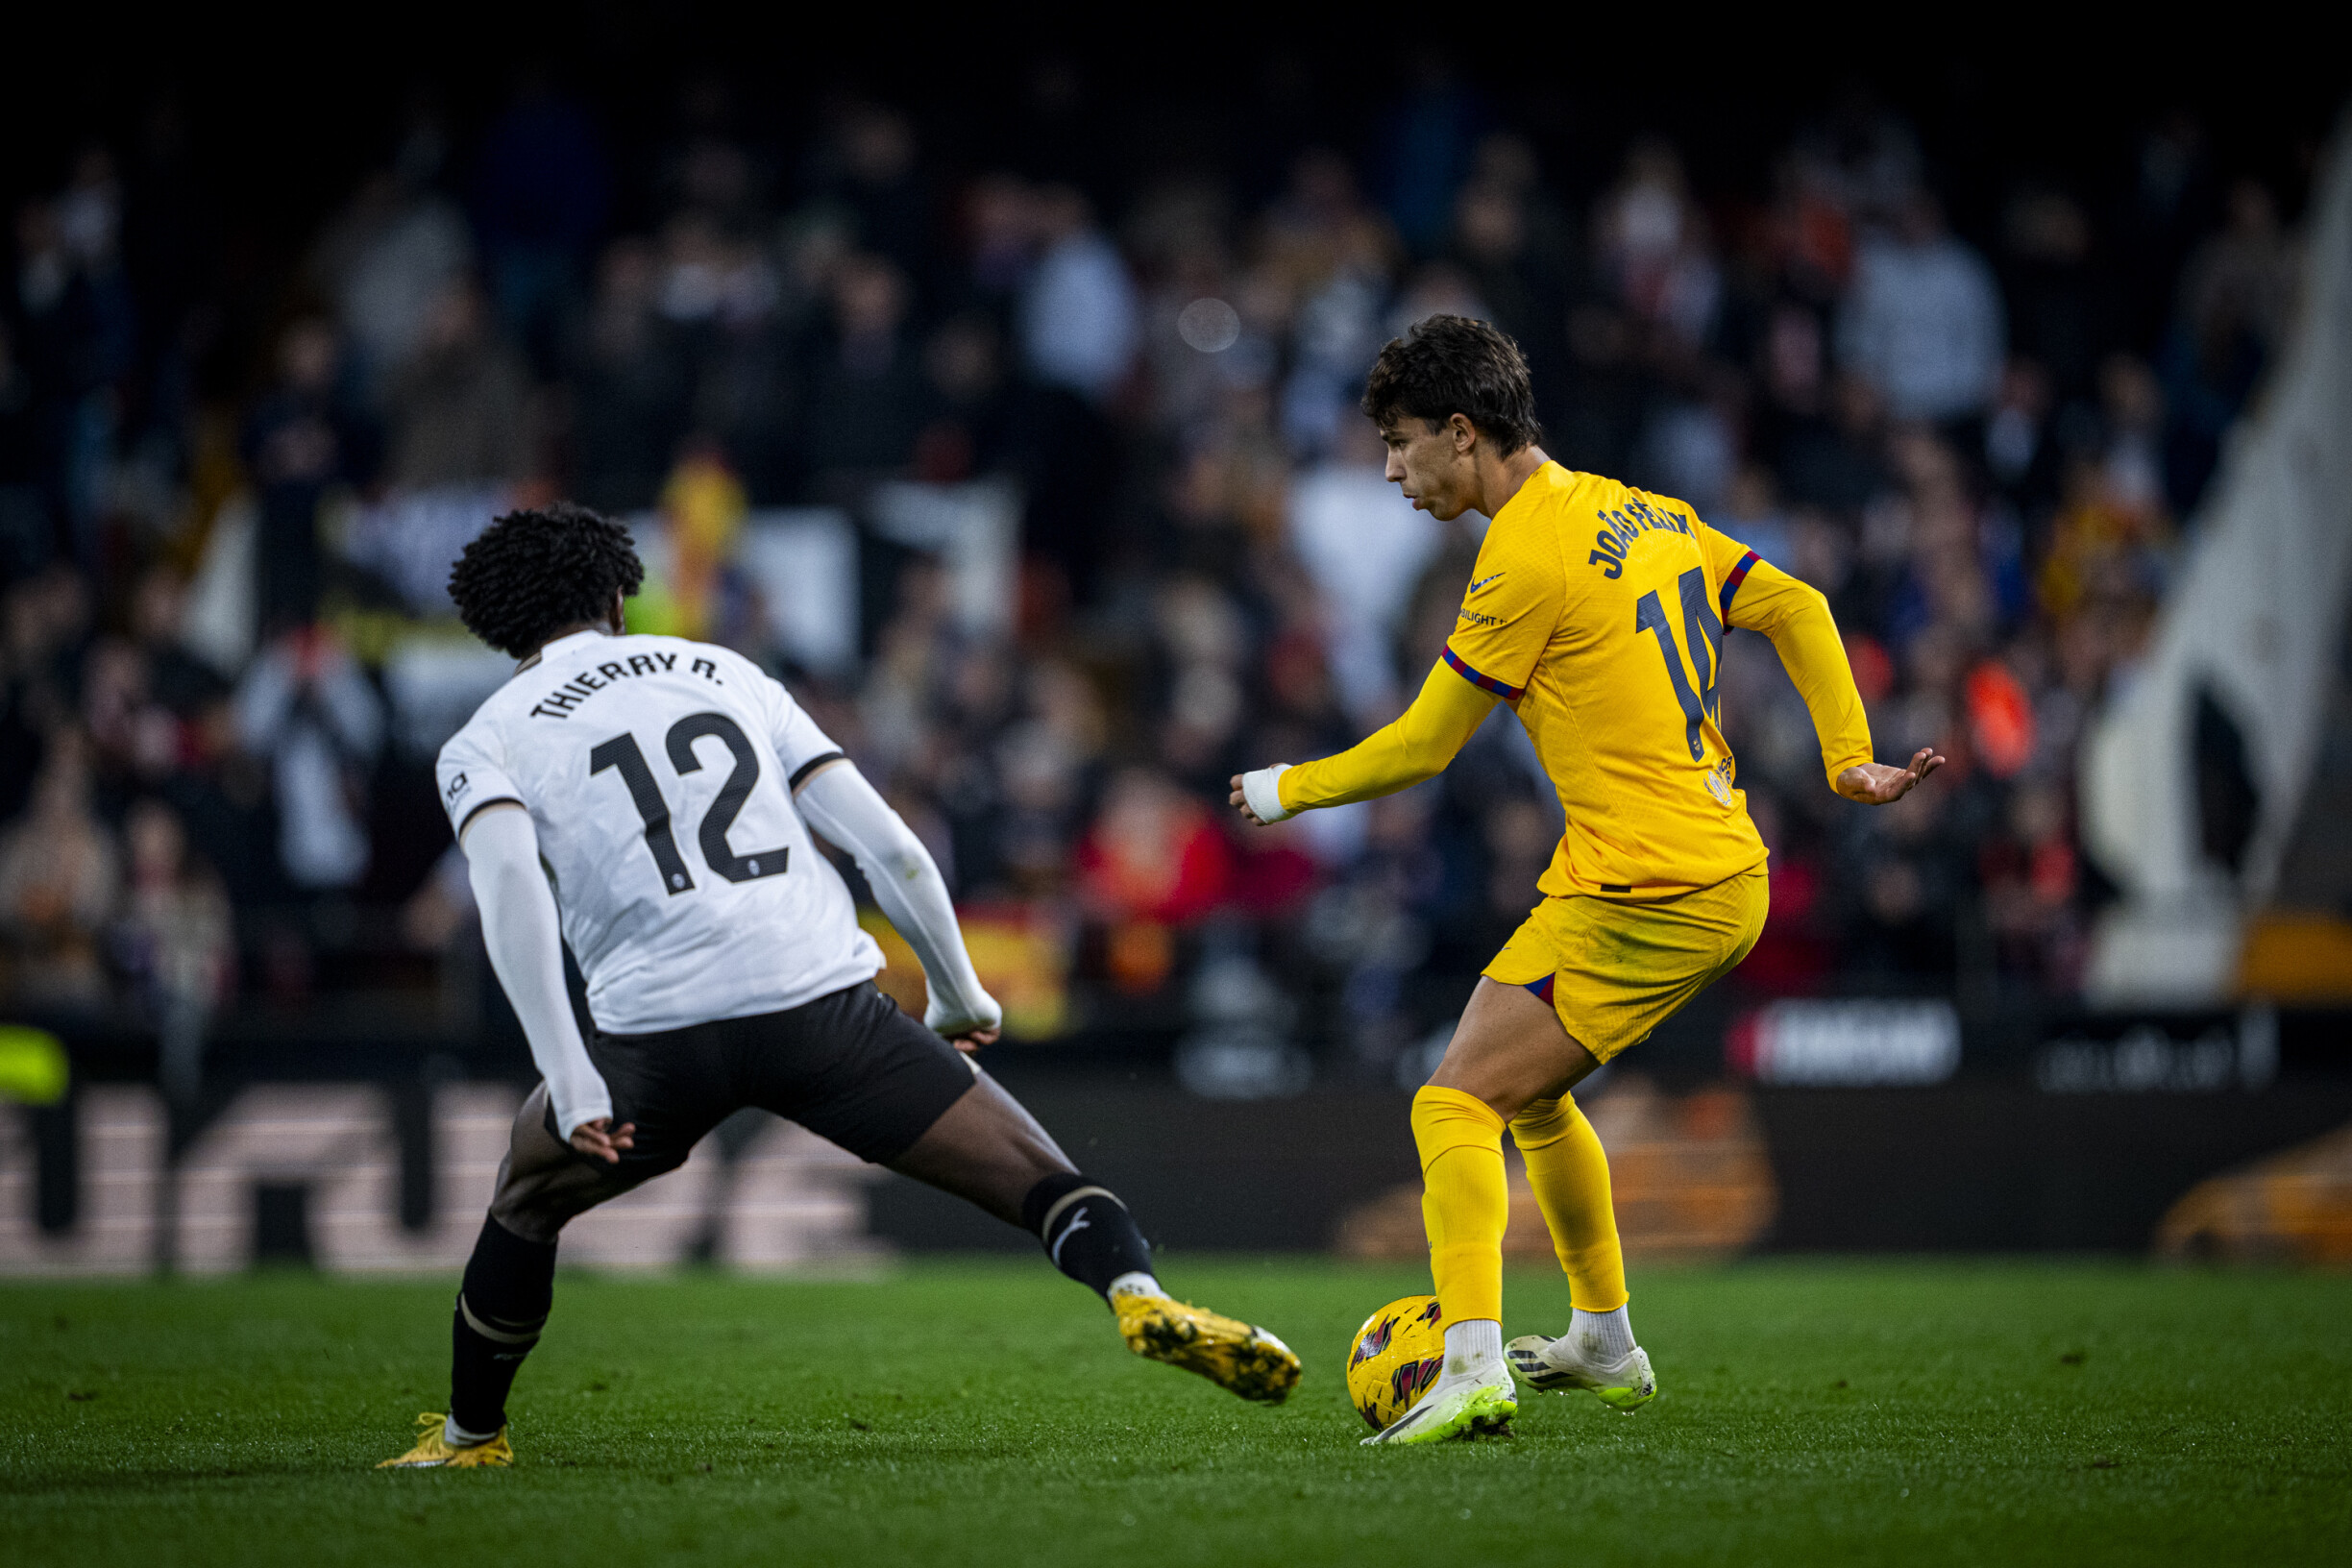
top-left (536, 628), bottom-right (610, 662)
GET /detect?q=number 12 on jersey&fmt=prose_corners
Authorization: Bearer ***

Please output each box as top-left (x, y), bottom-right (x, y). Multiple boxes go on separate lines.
top-left (590, 712), bottom-right (790, 895)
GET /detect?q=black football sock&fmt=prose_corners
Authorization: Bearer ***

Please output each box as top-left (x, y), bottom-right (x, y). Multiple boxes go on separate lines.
top-left (1020, 1172), bottom-right (1158, 1301)
top-left (448, 1213), bottom-right (557, 1437)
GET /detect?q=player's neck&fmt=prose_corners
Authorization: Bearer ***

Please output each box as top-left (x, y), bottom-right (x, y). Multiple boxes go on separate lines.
top-left (516, 621), bottom-right (616, 673)
top-left (1469, 445), bottom-right (1550, 521)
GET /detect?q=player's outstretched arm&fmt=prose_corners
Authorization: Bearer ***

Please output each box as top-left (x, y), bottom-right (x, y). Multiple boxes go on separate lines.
top-left (794, 760), bottom-right (1002, 1049)
top-left (1230, 657), bottom-right (1496, 825)
top-left (1713, 550), bottom-right (1944, 806)
top-left (461, 804), bottom-right (630, 1163)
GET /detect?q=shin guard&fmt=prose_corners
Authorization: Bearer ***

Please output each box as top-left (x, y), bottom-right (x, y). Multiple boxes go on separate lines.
top-left (1410, 1086), bottom-right (1507, 1325)
top-left (1511, 1094), bottom-right (1629, 1312)
top-left (449, 1213), bottom-right (557, 1436)
top-left (1020, 1172), bottom-right (1155, 1299)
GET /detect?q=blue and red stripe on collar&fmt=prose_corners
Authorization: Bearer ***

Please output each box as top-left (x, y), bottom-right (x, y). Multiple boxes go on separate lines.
top-left (1441, 645), bottom-right (1524, 701)
top-left (1718, 551), bottom-right (1760, 620)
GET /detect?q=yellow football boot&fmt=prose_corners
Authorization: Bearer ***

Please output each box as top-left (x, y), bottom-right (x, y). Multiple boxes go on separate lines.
top-left (377, 1412), bottom-right (514, 1469)
top-left (1113, 1291), bottom-right (1301, 1404)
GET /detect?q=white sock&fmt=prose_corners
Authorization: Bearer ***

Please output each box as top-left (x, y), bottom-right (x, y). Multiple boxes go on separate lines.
top-left (1443, 1318), bottom-right (1504, 1379)
top-left (1570, 1305), bottom-right (1634, 1363)
top-left (1106, 1270), bottom-right (1164, 1301)
top-left (443, 1416), bottom-right (499, 1448)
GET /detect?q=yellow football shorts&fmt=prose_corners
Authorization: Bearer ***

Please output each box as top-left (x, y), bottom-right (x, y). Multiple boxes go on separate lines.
top-left (1482, 866), bottom-right (1769, 1063)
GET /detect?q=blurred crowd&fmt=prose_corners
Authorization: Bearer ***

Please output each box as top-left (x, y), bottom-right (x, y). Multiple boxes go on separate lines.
top-left (0, 74), bottom-right (2306, 1080)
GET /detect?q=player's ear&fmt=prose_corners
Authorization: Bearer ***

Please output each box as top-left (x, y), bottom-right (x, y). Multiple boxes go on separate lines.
top-left (610, 589), bottom-right (626, 634)
top-left (1449, 412), bottom-right (1477, 454)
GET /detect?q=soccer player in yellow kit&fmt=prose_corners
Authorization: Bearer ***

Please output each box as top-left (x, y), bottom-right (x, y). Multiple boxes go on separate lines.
top-left (1232, 317), bottom-right (1943, 1445)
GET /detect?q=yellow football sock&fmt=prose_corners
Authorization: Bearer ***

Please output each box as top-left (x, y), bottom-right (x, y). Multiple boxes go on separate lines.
top-left (1510, 1094), bottom-right (1629, 1312)
top-left (1410, 1085), bottom-right (1507, 1325)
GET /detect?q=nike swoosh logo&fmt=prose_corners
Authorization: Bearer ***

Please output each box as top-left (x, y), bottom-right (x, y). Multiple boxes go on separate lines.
top-left (1467, 573), bottom-right (1506, 594)
top-left (1050, 1211), bottom-right (1092, 1265)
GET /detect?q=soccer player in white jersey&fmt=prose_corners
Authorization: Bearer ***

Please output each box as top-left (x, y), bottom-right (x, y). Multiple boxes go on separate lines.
top-left (380, 504), bottom-right (1299, 1469)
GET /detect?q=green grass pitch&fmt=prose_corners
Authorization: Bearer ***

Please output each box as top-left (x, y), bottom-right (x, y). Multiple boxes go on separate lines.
top-left (5, 1258), bottom-right (2348, 1566)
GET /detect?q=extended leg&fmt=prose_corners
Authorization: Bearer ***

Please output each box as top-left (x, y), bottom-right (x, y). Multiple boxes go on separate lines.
top-left (886, 1067), bottom-right (1300, 1403)
top-left (883, 1069), bottom-right (1079, 1227)
top-left (884, 1068), bottom-right (1169, 1297)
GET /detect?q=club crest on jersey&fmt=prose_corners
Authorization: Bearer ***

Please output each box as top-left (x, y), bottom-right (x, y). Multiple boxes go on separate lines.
top-left (1706, 757), bottom-right (1735, 805)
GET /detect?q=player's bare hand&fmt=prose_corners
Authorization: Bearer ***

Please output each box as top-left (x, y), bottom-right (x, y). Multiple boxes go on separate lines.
top-left (1836, 747), bottom-right (1946, 805)
top-left (1229, 773), bottom-right (1269, 826)
top-left (943, 1025), bottom-right (1000, 1055)
top-left (569, 1117), bottom-right (635, 1164)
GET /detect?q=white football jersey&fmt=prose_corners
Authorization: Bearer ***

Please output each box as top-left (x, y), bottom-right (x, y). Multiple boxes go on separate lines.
top-left (435, 629), bottom-right (883, 1035)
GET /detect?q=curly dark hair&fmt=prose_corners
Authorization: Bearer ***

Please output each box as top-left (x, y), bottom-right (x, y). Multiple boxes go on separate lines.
top-left (1360, 314), bottom-right (1543, 454)
top-left (448, 502), bottom-right (646, 656)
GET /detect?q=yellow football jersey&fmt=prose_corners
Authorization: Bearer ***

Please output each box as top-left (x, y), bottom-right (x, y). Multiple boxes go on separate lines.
top-left (1440, 462), bottom-right (1872, 898)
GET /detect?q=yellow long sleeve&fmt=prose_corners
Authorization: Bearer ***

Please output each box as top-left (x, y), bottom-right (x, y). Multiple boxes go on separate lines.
top-left (1723, 559), bottom-right (1874, 789)
top-left (1278, 657), bottom-right (1498, 812)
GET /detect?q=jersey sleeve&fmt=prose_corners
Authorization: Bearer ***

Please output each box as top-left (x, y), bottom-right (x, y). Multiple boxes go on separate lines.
top-left (436, 720), bottom-right (526, 841)
top-left (1698, 520), bottom-right (1875, 787)
top-left (1277, 654), bottom-right (1497, 812)
top-left (1697, 521), bottom-right (1768, 630)
top-left (755, 670), bottom-right (850, 789)
top-left (1439, 512), bottom-right (1563, 701)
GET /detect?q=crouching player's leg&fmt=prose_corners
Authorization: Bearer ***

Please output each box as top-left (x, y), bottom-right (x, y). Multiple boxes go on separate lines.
top-left (890, 1069), bottom-right (1301, 1403)
top-left (380, 1083), bottom-right (660, 1469)
top-left (377, 1216), bottom-right (552, 1470)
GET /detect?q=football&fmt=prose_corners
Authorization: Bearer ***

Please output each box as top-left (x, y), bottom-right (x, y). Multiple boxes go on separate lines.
top-left (1344, 1294), bottom-right (1448, 1432)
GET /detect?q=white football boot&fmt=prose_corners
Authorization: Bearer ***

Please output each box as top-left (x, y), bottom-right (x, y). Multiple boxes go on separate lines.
top-left (1506, 1332), bottom-right (1656, 1411)
top-left (1360, 1364), bottom-right (1517, 1446)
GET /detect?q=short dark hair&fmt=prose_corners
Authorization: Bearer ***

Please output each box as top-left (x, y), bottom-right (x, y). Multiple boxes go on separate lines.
top-left (1360, 314), bottom-right (1543, 454)
top-left (448, 502), bottom-right (645, 656)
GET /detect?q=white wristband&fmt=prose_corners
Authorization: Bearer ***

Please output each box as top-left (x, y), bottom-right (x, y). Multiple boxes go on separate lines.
top-left (1241, 764), bottom-right (1293, 823)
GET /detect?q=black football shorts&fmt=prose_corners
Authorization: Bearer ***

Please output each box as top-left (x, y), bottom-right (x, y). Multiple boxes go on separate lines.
top-left (489, 980), bottom-right (977, 1240)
